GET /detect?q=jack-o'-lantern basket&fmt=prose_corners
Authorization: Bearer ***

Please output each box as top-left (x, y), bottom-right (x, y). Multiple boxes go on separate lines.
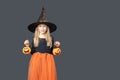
top-left (52, 47), bottom-right (62, 56)
top-left (22, 45), bottom-right (31, 54)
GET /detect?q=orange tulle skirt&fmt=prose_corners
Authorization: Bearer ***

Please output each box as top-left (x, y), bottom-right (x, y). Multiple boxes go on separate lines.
top-left (28, 52), bottom-right (57, 80)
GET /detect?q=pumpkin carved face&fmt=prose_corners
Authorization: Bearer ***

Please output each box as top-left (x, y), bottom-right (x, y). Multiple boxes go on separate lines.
top-left (52, 47), bottom-right (61, 56)
top-left (22, 46), bottom-right (31, 54)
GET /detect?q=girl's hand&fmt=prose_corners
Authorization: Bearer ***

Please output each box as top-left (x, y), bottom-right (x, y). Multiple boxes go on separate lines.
top-left (54, 41), bottom-right (60, 47)
top-left (24, 40), bottom-right (30, 46)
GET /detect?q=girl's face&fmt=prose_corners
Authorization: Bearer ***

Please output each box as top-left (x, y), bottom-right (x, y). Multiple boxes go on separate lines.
top-left (37, 24), bottom-right (48, 34)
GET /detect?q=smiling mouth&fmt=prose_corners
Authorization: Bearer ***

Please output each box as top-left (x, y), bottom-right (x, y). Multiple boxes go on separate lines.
top-left (41, 30), bottom-right (45, 32)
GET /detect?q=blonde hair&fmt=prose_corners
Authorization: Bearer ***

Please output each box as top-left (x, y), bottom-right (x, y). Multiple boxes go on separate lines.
top-left (33, 24), bottom-right (52, 47)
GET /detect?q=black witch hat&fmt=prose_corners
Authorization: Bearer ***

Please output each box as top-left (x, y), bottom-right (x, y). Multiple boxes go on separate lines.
top-left (28, 7), bottom-right (57, 33)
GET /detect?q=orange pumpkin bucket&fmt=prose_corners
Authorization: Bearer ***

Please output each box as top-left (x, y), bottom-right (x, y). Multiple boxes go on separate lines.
top-left (52, 47), bottom-right (61, 56)
top-left (22, 44), bottom-right (31, 54)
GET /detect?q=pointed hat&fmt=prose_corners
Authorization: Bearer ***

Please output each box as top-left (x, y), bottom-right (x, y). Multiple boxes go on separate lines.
top-left (28, 7), bottom-right (57, 33)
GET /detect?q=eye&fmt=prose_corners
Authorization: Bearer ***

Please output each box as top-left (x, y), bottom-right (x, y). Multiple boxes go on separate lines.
top-left (43, 25), bottom-right (46, 27)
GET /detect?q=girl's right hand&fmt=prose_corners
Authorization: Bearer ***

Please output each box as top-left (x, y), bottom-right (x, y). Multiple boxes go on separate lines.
top-left (24, 40), bottom-right (30, 46)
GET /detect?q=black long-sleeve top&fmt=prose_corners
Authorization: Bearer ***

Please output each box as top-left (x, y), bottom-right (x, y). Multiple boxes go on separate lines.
top-left (31, 37), bottom-right (54, 55)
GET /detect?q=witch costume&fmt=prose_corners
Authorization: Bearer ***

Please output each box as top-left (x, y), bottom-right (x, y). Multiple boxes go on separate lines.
top-left (22, 7), bottom-right (61, 80)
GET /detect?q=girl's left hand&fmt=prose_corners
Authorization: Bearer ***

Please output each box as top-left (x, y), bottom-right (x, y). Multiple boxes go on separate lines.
top-left (54, 41), bottom-right (60, 47)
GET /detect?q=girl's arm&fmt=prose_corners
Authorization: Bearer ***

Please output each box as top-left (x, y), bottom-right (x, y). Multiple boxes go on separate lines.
top-left (30, 40), bottom-right (35, 55)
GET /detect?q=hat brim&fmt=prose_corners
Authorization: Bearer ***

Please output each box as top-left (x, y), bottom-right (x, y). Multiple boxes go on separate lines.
top-left (28, 22), bottom-right (57, 33)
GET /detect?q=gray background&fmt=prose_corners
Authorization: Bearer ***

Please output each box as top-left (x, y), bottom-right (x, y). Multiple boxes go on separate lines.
top-left (0, 0), bottom-right (120, 80)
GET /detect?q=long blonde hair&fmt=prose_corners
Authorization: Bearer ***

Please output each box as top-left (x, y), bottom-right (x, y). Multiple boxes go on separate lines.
top-left (33, 24), bottom-right (52, 47)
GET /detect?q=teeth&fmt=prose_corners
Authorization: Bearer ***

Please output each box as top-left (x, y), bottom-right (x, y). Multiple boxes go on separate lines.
top-left (24, 49), bottom-right (29, 51)
top-left (25, 51), bottom-right (29, 52)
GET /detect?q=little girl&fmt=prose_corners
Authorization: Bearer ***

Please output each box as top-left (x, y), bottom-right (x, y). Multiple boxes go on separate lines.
top-left (24, 7), bottom-right (60, 80)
